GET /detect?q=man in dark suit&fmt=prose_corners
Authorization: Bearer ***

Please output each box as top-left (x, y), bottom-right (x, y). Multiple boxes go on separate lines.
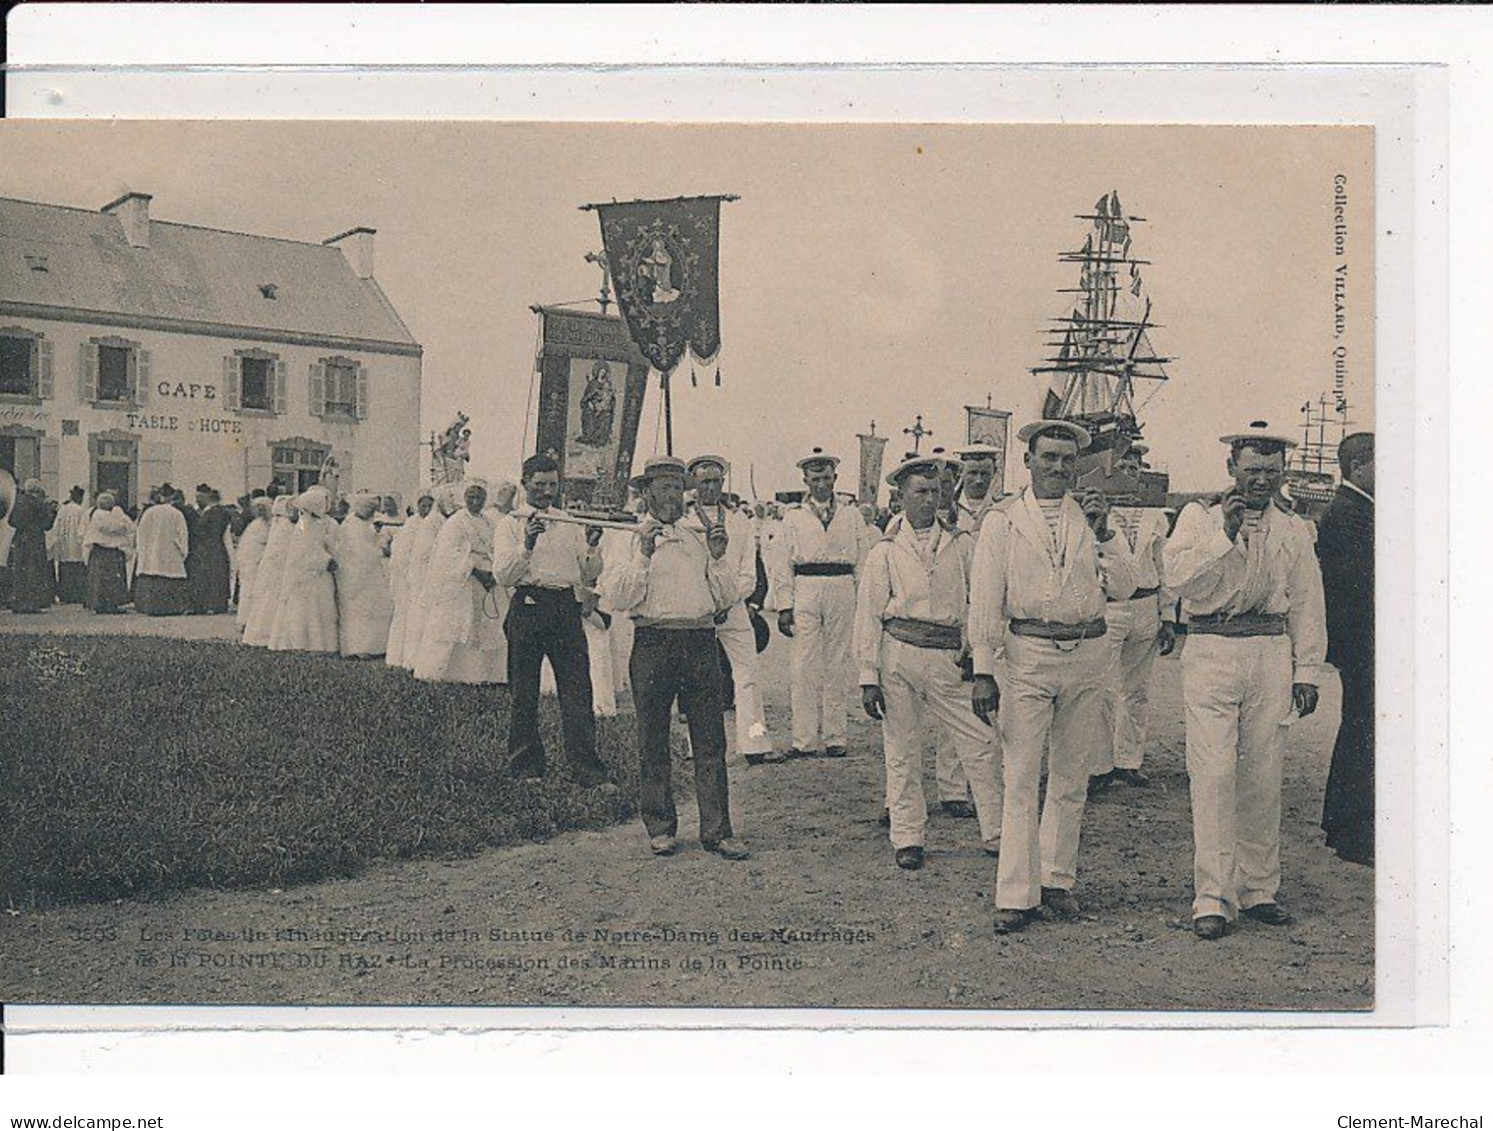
top-left (1316, 432), bottom-right (1375, 866)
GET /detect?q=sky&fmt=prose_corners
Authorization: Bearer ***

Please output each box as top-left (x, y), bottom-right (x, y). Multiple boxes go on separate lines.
top-left (0, 121), bottom-right (1374, 495)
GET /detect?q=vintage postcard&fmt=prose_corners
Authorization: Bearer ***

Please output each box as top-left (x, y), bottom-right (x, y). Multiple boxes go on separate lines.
top-left (0, 117), bottom-right (1387, 1019)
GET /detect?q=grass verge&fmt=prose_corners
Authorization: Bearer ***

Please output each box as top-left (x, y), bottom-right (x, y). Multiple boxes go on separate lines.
top-left (1, 634), bottom-right (649, 907)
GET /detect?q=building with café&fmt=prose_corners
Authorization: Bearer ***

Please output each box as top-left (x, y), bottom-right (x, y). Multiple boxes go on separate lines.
top-left (0, 192), bottom-right (421, 510)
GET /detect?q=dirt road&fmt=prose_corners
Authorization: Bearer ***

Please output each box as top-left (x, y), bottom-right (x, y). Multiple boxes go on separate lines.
top-left (0, 617), bottom-right (1372, 1011)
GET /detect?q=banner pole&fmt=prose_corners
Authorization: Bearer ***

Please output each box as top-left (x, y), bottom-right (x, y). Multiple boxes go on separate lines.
top-left (663, 368), bottom-right (675, 457)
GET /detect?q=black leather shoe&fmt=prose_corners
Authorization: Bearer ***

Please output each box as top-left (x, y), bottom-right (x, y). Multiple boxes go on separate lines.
top-left (1041, 886), bottom-right (1082, 919)
top-left (702, 838), bottom-right (750, 861)
top-left (1242, 902), bottom-right (1293, 926)
top-left (992, 909), bottom-right (1029, 935)
top-left (1193, 915), bottom-right (1228, 940)
top-left (878, 808), bottom-right (891, 828)
top-left (895, 846), bottom-right (924, 871)
top-left (744, 753), bottom-right (766, 766)
top-left (1112, 768), bottom-right (1150, 788)
top-left (940, 799), bottom-right (977, 819)
top-left (506, 762), bottom-right (546, 783)
top-left (1087, 771), bottom-right (1115, 798)
top-left (786, 747), bottom-right (815, 761)
top-left (823, 745), bottom-right (848, 759)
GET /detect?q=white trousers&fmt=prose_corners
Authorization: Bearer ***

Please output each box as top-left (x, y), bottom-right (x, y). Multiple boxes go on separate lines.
top-left (718, 602), bottom-right (771, 756)
top-left (880, 637), bottom-right (1003, 849)
top-left (790, 575), bottom-right (856, 751)
top-left (1181, 633), bottom-right (1292, 921)
top-left (1094, 597), bottom-right (1161, 774)
top-left (996, 633), bottom-right (1109, 911)
top-left (538, 616), bottom-right (617, 715)
top-left (609, 613), bottom-right (635, 694)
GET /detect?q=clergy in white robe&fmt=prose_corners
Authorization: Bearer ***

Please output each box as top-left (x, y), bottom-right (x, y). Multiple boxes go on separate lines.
top-left (414, 479), bottom-right (506, 684)
top-left (270, 486), bottom-right (339, 653)
top-left (243, 496), bottom-right (296, 647)
top-left (234, 498), bottom-right (273, 632)
top-left (51, 490), bottom-right (90, 604)
top-left (399, 494), bottom-right (450, 672)
top-left (336, 493), bottom-right (394, 658)
top-left (134, 494), bottom-right (191, 616)
top-left (385, 491), bottom-right (433, 669)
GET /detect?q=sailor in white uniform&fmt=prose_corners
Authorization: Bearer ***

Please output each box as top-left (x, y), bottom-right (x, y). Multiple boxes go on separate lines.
top-left (1163, 422), bottom-right (1326, 941)
top-left (969, 420), bottom-right (1139, 935)
top-left (1089, 441), bottom-right (1177, 793)
top-left (771, 447), bottom-right (878, 759)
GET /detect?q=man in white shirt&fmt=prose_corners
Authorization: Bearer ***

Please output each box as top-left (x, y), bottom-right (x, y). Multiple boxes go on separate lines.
top-left (601, 457), bottom-right (748, 860)
top-left (1089, 442), bottom-right (1177, 794)
top-left (969, 420), bottom-right (1139, 934)
top-left (493, 453), bottom-right (610, 788)
top-left (771, 448), bottom-right (878, 759)
top-left (856, 455), bottom-right (1003, 870)
top-left (687, 455), bottom-right (780, 766)
top-left (1164, 422), bottom-right (1327, 941)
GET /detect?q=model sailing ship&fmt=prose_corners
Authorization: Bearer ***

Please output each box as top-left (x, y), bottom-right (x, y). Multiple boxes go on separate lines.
top-left (1283, 393), bottom-right (1352, 517)
top-left (1035, 190), bottom-right (1172, 505)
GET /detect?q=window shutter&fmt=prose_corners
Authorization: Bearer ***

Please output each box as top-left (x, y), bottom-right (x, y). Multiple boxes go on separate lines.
top-left (244, 443), bottom-right (273, 496)
top-left (274, 360), bottom-right (288, 415)
top-left (36, 338), bottom-right (53, 399)
top-left (39, 437), bottom-right (60, 503)
top-left (308, 361), bottom-right (326, 418)
top-left (355, 363), bottom-right (369, 421)
top-left (224, 356), bottom-right (241, 411)
top-left (79, 342), bottom-right (99, 401)
top-left (133, 347), bottom-right (151, 403)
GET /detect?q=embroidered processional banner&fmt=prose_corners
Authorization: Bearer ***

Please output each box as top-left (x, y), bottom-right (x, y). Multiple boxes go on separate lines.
top-left (593, 195), bottom-right (729, 375)
top-left (856, 431), bottom-right (889, 506)
top-left (533, 306), bottom-right (651, 508)
top-left (964, 405), bottom-right (1012, 494)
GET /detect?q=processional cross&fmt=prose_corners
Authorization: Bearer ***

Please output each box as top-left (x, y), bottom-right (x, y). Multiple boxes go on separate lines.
top-left (903, 414), bottom-right (931, 454)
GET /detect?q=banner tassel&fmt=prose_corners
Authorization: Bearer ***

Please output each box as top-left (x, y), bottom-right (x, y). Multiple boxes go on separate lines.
top-left (714, 366), bottom-right (722, 387)
top-left (690, 365), bottom-right (698, 388)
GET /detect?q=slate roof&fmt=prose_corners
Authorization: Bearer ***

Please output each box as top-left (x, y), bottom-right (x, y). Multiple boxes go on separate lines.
top-left (0, 196), bottom-right (419, 350)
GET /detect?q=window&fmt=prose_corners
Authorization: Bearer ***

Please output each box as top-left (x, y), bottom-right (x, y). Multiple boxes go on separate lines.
top-left (97, 345), bottom-right (131, 402)
top-left (324, 360), bottom-right (357, 419)
top-left (225, 350), bottom-right (284, 414)
top-left (271, 440), bottom-right (330, 495)
top-left (81, 337), bottom-right (144, 406)
top-left (0, 329), bottom-right (50, 400)
top-left (241, 357), bottom-right (273, 411)
top-left (0, 336), bottom-right (32, 396)
top-left (310, 356), bottom-right (367, 422)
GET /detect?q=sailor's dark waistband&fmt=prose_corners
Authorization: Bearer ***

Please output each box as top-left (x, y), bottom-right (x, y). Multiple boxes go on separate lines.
top-left (1108, 585), bottom-right (1161, 603)
top-left (512, 584), bottom-right (579, 603)
top-left (793, 562), bottom-right (855, 577)
top-left (883, 617), bottom-right (963, 651)
top-left (633, 622), bottom-right (717, 639)
top-left (1008, 617), bottom-right (1109, 642)
top-left (1187, 612), bottom-right (1286, 637)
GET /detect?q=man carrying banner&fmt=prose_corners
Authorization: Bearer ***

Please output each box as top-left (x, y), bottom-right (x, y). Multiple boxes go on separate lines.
top-left (1163, 422), bottom-right (1326, 941)
top-left (688, 454), bottom-right (780, 766)
top-left (969, 420), bottom-right (1139, 934)
top-left (773, 448), bottom-right (878, 760)
top-left (601, 457), bottom-right (748, 861)
top-left (856, 455), bottom-right (1003, 870)
top-left (1088, 442), bottom-right (1177, 795)
top-left (494, 453), bottom-right (612, 789)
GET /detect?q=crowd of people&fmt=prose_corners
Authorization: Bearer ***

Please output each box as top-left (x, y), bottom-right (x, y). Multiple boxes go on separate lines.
top-left (0, 417), bottom-right (1375, 941)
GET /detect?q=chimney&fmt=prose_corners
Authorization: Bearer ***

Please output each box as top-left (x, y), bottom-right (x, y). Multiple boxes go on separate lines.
top-left (102, 191), bottom-right (153, 249)
top-left (324, 226), bottom-right (376, 280)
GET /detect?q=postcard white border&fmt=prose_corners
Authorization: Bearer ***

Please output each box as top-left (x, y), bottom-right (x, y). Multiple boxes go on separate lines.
top-left (0, 3), bottom-right (1470, 1085)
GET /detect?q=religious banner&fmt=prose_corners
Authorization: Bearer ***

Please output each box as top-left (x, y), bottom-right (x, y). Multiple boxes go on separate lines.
top-left (533, 306), bottom-right (651, 508)
top-left (591, 195), bottom-right (731, 375)
top-left (964, 405), bottom-right (1012, 495)
top-left (856, 430), bottom-right (889, 506)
